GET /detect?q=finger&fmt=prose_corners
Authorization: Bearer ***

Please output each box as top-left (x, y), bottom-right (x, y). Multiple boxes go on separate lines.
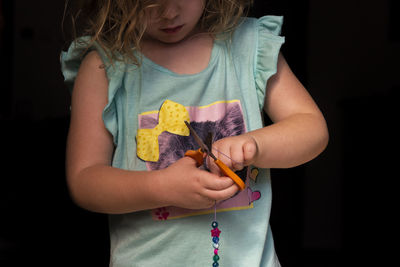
top-left (229, 143), bottom-right (245, 171)
top-left (206, 156), bottom-right (222, 176)
top-left (243, 140), bottom-right (258, 165)
top-left (201, 173), bottom-right (235, 191)
top-left (212, 142), bottom-right (233, 168)
top-left (181, 155), bottom-right (202, 168)
top-left (204, 183), bottom-right (239, 202)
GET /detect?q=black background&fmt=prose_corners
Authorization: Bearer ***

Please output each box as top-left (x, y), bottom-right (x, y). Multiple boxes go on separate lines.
top-left (1, 0), bottom-right (398, 266)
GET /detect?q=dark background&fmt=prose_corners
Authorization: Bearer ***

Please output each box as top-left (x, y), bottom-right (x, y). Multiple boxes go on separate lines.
top-left (0, 0), bottom-right (398, 266)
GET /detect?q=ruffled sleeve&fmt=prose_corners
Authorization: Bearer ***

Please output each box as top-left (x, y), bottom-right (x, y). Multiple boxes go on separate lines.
top-left (254, 16), bottom-right (285, 109)
top-left (60, 36), bottom-right (126, 145)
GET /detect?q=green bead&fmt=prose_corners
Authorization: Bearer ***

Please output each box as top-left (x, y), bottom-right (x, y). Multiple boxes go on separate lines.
top-left (213, 255), bottom-right (220, 262)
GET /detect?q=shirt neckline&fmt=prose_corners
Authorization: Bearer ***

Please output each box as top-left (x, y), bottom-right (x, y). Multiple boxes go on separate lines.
top-left (140, 40), bottom-right (220, 77)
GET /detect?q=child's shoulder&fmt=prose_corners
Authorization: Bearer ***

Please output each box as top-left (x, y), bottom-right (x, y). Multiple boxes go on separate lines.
top-left (234, 16), bottom-right (284, 35)
top-left (230, 16), bottom-right (284, 52)
top-left (81, 50), bottom-right (104, 70)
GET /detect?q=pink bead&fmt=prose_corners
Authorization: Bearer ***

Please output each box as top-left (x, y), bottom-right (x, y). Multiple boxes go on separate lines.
top-left (211, 228), bottom-right (221, 237)
top-left (214, 248), bottom-right (219, 255)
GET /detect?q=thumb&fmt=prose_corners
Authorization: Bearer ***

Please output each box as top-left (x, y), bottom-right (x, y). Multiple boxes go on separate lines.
top-left (243, 139), bottom-right (258, 165)
top-left (206, 156), bottom-right (222, 176)
top-left (180, 155), bottom-right (202, 168)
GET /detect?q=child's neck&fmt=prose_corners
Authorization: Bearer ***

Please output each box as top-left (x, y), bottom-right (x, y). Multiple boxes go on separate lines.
top-left (140, 33), bottom-right (214, 75)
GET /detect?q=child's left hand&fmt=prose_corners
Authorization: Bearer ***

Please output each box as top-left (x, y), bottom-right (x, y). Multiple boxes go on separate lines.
top-left (208, 134), bottom-right (259, 174)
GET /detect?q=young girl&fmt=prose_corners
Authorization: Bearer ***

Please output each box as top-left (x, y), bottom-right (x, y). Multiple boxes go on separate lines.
top-left (61, 0), bottom-right (328, 266)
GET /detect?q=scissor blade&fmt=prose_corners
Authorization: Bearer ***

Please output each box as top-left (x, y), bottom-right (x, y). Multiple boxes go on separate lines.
top-left (205, 132), bottom-right (213, 152)
top-left (184, 121), bottom-right (211, 155)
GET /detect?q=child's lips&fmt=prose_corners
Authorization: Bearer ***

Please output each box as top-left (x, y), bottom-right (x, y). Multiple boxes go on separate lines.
top-left (161, 25), bottom-right (184, 34)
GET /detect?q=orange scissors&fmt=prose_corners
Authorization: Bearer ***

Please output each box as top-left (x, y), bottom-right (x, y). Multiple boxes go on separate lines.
top-left (184, 121), bottom-right (246, 191)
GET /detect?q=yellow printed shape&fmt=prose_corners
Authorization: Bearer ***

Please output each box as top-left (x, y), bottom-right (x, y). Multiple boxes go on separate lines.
top-left (137, 100), bottom-right (190, 162)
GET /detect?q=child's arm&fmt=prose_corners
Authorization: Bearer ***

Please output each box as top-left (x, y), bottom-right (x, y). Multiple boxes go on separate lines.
top-left (210, 53), bottom-right (329, 171)
top-left (66, 51), bottom-right (238, 214)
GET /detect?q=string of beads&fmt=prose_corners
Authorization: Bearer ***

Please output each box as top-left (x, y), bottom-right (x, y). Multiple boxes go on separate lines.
top-left (211, 221), bottom-right (221, 266)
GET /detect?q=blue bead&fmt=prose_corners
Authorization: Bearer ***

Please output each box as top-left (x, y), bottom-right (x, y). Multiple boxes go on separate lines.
top-left (211, 221), bottom-right (218, 228)
top-left (212, 262), bottom-right (219, 267)
top-left (212, 237), bottom-right (219, 243)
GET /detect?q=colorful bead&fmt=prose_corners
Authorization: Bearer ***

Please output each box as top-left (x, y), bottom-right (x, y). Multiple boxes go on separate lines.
top-left (211, 221), bottom-right (218, 228)
top-left (214, 248), bottom-right (219, 255)
top-left (212, 262), bottom-right (219, 267)
top-left (213, 255), bottom-right (220, 262)
top-left (212, 236), bottom-right (219, 244)
top-left (211, 227), bottom-right (221, 237)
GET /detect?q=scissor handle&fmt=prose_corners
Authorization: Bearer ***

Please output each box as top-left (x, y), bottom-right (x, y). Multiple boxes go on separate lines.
top-left (214, 159), bottom-right (245, 191)
top-left (184, 148), bottom-right (204, 167)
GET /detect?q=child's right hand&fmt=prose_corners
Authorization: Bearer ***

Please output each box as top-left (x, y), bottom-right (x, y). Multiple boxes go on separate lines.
top-left (159, 156), bottom-right (239, 210)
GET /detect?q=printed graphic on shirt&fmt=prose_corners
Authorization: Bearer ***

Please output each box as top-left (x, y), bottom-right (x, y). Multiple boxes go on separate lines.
top-left (137, 100), bottom-right (261, 220)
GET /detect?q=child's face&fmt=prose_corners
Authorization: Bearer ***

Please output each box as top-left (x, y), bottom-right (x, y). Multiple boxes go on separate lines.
top-left (143, 0), bottom-right (206, 44)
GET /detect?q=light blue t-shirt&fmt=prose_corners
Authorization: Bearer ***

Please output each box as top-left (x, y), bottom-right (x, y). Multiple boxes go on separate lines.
top-left (61, 16), bottom-right (285, 267)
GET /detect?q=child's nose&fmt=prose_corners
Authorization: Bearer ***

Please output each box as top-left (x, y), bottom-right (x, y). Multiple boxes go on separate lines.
top-left (162, 1), bottom-right (180, 20)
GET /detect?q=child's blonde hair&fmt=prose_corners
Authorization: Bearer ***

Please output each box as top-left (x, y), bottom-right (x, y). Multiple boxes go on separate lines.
top-left (65, 0), bottom-right (253, 65)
